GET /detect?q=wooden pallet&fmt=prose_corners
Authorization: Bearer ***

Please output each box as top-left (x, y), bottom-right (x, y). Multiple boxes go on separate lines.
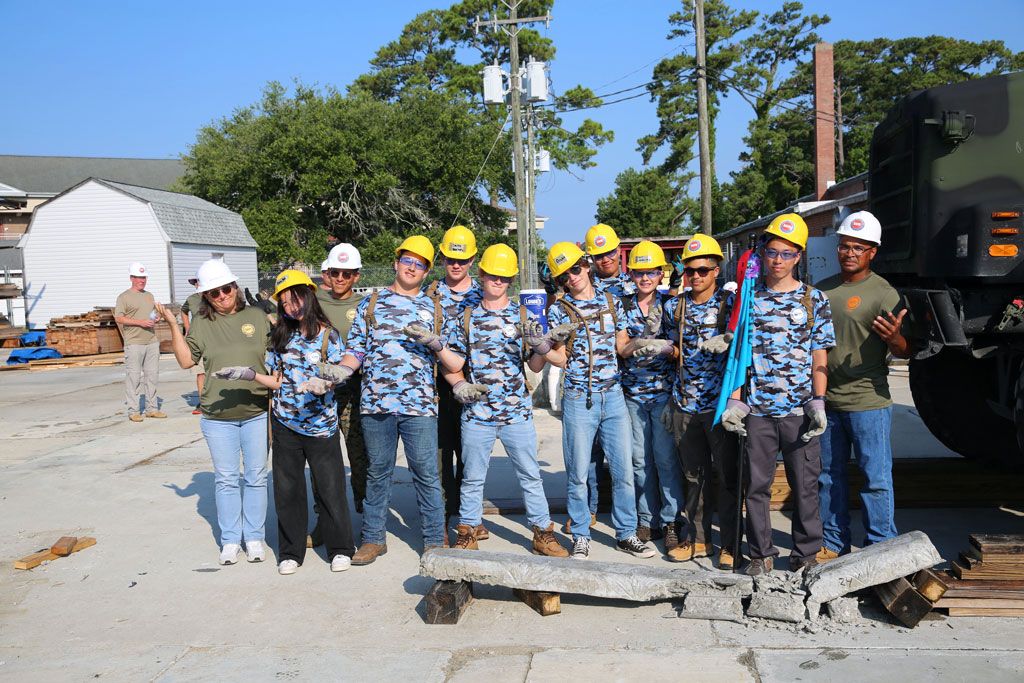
top-left (0, 352), bottom-right (125, 372)
top-left (936, 540), bottom-right (1024, 616)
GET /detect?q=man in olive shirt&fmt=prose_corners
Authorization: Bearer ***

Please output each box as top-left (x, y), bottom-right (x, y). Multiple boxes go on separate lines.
top-left (316, 243), bottom-right (367, 516)
top-left (816, 211), bottom-right (910, 561)
top-left (114, 262), bottom-right (166, 421)
top-left (180, 277), bottom-right (205, 415)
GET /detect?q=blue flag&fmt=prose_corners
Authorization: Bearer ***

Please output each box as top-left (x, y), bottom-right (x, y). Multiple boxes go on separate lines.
top-left (713, 252), bottom-right (760, 425)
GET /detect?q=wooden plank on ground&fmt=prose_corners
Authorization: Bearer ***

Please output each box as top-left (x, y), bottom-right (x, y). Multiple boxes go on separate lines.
top-left (951, 557), bottom-right (1024, 581)
top-left (424, 580), bottom-right (473, 625)
top-left (50, 536), bottom-right (78, 556)
top-left (946, 607), bottom-right (1024, 617)
top-left (912, 568), bottom-right (948, 603)
top-left (873, 576), bottom-right (933, 628)
top-left (513, 588), bottom-right (561, 616)
top-left (935, 598), bottom-right (1024, 609)
top-left (71, 537), bottom-right (96, 553)
top-left (970, 534), bottom-right (1024, 556)
top-left (14, 550), bottom-right (59, 570)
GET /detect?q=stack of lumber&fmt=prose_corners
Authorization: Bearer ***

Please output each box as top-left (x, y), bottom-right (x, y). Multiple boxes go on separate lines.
top-left (0, 282), bottom-right (22, 298)
top-left (47, 307), bottom-right (124, 356)
top-left (936, 534), bottom-right (1024, 617)
top-left (0, 352), bottom-right (124, 372)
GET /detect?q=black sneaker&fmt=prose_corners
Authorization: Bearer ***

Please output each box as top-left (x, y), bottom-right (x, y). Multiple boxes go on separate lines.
top-left (616, 535), bottom-right (657, 559)
top-left (745, 556), bottom-right (774, 576)
top-left (570, 536), bottom-right (591, 559)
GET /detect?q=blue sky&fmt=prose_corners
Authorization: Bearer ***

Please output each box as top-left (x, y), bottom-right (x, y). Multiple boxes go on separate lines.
top-left (6, 0), bottom-right (1022, 247)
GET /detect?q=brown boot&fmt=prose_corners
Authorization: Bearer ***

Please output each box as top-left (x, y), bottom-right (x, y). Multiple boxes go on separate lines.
top-left (815, 546), bottom-right (839, 563)
top-left (636, 525), bottom-right (652, 542)
top-left (473, 523), bottom-right (489, 541)
top-left (663, 523), bottom-right (680, 552)
top-left (306, 519), bottom-right (323, 548)
top-left (667, 540), bottom-right (715, 563)
top-left (453, 524), bottom-right (478, 550)
top-left (352, 542), bottom-right (387, 566)
top-left (532, 522), bottom-right (569, 557)
top-left (718, 547), bottom-right (741, 571)
top-left (563, 514), bottom-right (598, 534)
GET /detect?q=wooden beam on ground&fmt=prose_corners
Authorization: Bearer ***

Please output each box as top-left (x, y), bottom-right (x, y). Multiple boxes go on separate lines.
top-left (50, 536), bottom-right (78, 556)
top-left (71, 537), bottom-right (96, 553)
top-left (424, 580), bottom-right (473, 625)
top-left (15, 550), bottom-right (59, 570)
top-left (513, 588), bottom-right (561, 616)
top-left (946, 607), bottom-right (1024, 617)
top-left (912, 568), bottom-right (949, 603)
top-left (873, 576), bottom-right (934, 628)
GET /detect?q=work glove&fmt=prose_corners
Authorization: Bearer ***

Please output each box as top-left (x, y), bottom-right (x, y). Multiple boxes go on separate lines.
top-left (213, 365), bottom-right (256, 381)
top-left (632, 338), bottom-right (674, 358)
top-left (659, 402), bottom-right (674, 433)
top-left (641, 303), bottom-right (663, 338)
top-left (296, 377), bottom-right (333, 395)
top-left (520, 319), bottom-right (580, 355)
top-left (801, 398), bottom-right (827, 443)
top-left (316, 362), bottom-right (354, 385)
top-left (402, 324), bottom-right (444, 352)
top-left (668, 256), bottom-right (685, 290)
top-left (699, 331), bottom-right (734, 354)
top-left (452, 380), bottom-right (490, 405)
top-left (721, 398), bottom-right (750, 437)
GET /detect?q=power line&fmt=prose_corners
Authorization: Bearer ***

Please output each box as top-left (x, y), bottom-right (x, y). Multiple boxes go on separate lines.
top-left (449, 112), bottom-right (511, 229)
top-left (593, 42), bottom-right (696, 91)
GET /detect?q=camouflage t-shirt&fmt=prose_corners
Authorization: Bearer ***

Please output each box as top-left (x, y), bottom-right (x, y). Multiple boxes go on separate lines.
top-left (619, 292), bottom-right (672, 402)
top-left (664, 289), bottom-right (734, 414)
top-left (594, 272), bottom-right (636, 298)
top-left (446, 301), bottom-right (531, 425)
top-left (546, 291), bottom-right (626, 393)
top-left (433, 278), bottom-right (483, 322)
top-left (266, 328), bottom-right (343, 438)
top-left (748, 283), bottom-right (836, 418)
top-left (346, 288), bottom-right (439, 417)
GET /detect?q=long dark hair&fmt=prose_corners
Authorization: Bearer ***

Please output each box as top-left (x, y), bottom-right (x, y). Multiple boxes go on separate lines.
top-left (270, 285), bottom-right (332, 354)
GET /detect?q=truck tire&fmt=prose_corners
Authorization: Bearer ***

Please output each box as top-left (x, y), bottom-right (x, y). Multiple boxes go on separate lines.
top-left (909, 350), bottom-right (1020, 463)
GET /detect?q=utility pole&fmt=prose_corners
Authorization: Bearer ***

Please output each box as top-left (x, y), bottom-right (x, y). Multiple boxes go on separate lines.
top-left (694, 0), bottom-right (713, 235)
top-left (525, 106), bottom-right (537, 289)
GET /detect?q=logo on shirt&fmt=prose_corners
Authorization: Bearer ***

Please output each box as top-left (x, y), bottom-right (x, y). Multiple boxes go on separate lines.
top-left (418, 310), bottom-right (433, 322)
top-left (346, 309), bottom-right (357, 321)
top-left (306, 350), bottom-right (322, 364)
top-left (790, 308), bottom-right (807, 325)
top-left (850, 218), bottom-right (865, 231)
top-left (594, 235), bottom-right (607, 248)
top-left (779, 219), bottom-right (796, 234)
top-left (241, 323), bottom-right (256, 337)
top-left (502, 324), bottom-right (518, 338)
top-left (846, 295), bottom-right (861, 311)
top-left (687, 239), bottom-right (702, 252)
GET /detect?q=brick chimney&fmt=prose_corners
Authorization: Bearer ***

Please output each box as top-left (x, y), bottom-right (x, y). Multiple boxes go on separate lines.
top-left (813, 42), bottom-right (835, 200)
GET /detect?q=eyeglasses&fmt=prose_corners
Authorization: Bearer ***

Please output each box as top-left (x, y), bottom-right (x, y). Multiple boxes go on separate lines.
top-left (763, 248), bottom-right (800, 260)
top-left (328, 268), bottom-right (358, 279)
top-left (683, 266), bottom-right (717, 277)
top-left (593, 248), bottom-right (619, 262)
top-left (482, 272), bottom-right (513, 284)
top-left (630, 269), bottom-right (661, 280)
top-left (206, 283), bottom-right (236, 298)
top-left (397, 255), bottom-right (429, 271)
top-left (837, 243), bottom-right (873, 256)
top-left (444, 256), bottom-right (472, 266)
top-left (556, 262), bottom-right (586, 285)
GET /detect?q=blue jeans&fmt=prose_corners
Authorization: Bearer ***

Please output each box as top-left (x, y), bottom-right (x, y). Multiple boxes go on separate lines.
top-left (562, 387), bottom-right (637, 540)
top-left (360, 414), bottom-right (444, 547)
top-left (818, 406), bottom-right (897, 554)
top-left (458, 418), bottom-right (552, 530)
top-left (200, 413), bottom-right (269, 546)
top-left (625, 396), bottom-right (684, 527)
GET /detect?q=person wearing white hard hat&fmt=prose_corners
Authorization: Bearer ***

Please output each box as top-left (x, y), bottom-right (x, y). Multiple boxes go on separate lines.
top-left (814, 210), bottom-right (911, 564)
top-left (114, 262), bottom-right (165, 421)
top-left (154, 259), bottom-right (273, 567)
top-left (320, 260), bottom-right (332, 291)
top-left (180, 275), bottom-right (206, 415)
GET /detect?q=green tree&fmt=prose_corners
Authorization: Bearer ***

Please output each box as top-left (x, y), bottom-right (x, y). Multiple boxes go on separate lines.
top-left (595, 167), bottom-right (688, 238)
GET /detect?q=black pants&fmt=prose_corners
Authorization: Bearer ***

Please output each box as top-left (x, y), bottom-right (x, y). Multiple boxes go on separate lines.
top-left (436, 378), bottom-right (463, 518)
top-left (272, 416), bottom-right (355, 564)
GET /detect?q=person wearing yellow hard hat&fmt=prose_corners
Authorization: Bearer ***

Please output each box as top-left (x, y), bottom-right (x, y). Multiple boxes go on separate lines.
top-left (585, 223), bottom-right (636, 297)
top-left (615, 240), bottom-right (686, 555)
top-left (441, 244), bottom-right (568, 557)
top-left (661, 233), bottom-right (741, 569)
top-left (528, 242), bottom-right (653, 560)
top-left (719, 213), bottom-right (836, 576)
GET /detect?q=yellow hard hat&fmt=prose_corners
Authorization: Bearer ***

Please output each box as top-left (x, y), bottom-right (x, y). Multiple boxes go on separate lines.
top-left (440, 225), bottom-right (478, 259)
top-left (627, 240), bottom-right (668, 269)
top-left (479, 244), bottom-right (519, 277)
top-left (547, 242), bottom-right (586, 278)
top-left (584, 223), bottom-right (621, 256)
top-left (764, 213), bottom-right (809, 250)
top-left (272, 269), bottom-right (316, 301)
top-left (681, 233), bottom-right (724, 262)
top-left (396, 235), bottom-right (435, 268)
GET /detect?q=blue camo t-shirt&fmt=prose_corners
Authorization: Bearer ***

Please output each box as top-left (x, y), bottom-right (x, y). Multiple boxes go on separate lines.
top-left (546, 291), bottom-right (626, 393)
top-left (266, 327), bottom-right (343, 438)
top-left (594, 272), bottom-right (636, 298)
top-left (345, 288), bottom-right (439, 417)
top-left (749, 283), bottom-right (836, 418)
top-left (664, 289), bottom-right (733, 414)
top-left (619, 292), bottom-right (672, 402)
top-left (433, 278), bottom-right (482, 322)
top-left (446, 301), bottom-right (531, 425)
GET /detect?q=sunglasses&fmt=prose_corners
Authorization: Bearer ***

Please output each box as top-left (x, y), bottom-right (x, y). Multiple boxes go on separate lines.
top-left (328, 268), bottom-right (358, 279)
top-left (397, 255), bottom-right (429, 271)
top-left (630, 269), bottom-right (662, 280)
top-left (556, 262), bottom-right (586, 284)
top-left (206, 283), bottom-right (236, 298)
top-left (763, 247), bottom-right (800, 260)
top-left (593, 248), bottom-right (619, 261)
top-left (683, 266), bottom-right (717, 277)
top-left (444, 256), bottom-right (472, 266)
top-left (482, 272), bottom-right (513, 284)
top-left (837, 243), bottom-right (873, 256)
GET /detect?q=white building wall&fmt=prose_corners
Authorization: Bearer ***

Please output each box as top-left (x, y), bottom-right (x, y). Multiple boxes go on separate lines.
top-left (170, 243), bottom-right (259, 303)
top-left (20, 181), bottom-right (170, 327)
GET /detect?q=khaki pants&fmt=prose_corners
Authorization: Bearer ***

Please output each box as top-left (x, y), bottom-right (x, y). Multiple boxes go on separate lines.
top-left (124, 342), bottom-right (159, 414)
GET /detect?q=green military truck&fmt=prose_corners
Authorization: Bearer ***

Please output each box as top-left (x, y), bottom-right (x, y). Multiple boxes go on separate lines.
top-left (869, 71), bottom-right (1024, 464)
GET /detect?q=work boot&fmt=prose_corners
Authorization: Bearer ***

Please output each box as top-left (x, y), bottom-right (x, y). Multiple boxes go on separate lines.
top-left (145, 410), bottom-right (167, 418)
top-left (351, 542), bottom-right (387, 566)
top-left (789, 556), bottom-right (819, 573)
top-left (718, 548), bottom-right (741, 571)
top-left (306, 519), bottom-right (323, 548)
top-left (667, 540), bottom-right (714, 562)
top-left (636, 525), bottom-right (652, 542)
top-left (744, 556), bottom-right (773, 576)
top-left (129, 414), bottom-right (144, 423)
top-left (453, 524), bottom-right (478, 550)
top-left (663, 523), bottom-right (680, 552)
top-left (816, 546), bottom-right (839, 563)
top-left (532, 523), bottom-right (569, 557)
top-left (473, 523), bottom-right (489, 541)
top-left (563, 514), bottom-right (597, 535)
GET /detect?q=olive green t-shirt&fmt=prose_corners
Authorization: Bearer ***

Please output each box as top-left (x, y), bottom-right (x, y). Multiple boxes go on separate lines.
top-left (186, 306), bottom-right (272, 420)
top-left (818, 271), bottom-right (902, 411)
top-left (180, 292), bottom-right (203, 318)
top-left (316, 287), bottom-right (364, 345)
top-left (114, 288), bottom-right (157, 346)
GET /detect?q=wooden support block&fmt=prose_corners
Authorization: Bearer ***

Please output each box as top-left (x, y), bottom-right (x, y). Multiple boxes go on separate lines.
top-left (14, 550), bottom-right (59, 570)
top-left (873, 576), bottom-right (933, 628)
top-left (424, 580), bottom-right (473, 625)
top-left (71, 537), bottom-right (96, 553)
top-left (50, 536), bottom-right (79, 556)
top-left (513, 588), bottom-right (561, 616)
top-left (934, 598), bottom-right (1024, 609)
top-left (946, 607), bottom-right (1024, 617)
top-left (912, 568), bottom-right (949, 603)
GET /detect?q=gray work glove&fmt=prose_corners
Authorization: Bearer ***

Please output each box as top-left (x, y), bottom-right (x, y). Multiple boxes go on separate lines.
top-left (452, 380), bottom-right (490, 404)
top-left (659, 402), bottom-right (674, 433)
top-left (641, 303), bottom-right (663, 338)
top-left (801, 398), bottom-right (827, 442)
top-left (632, 338), bottom-right (674, 358)
top-left (721, 398), bottom-right (750, 437)
top-left (520, 319), bottom-right (580, 355)
top-left (699, 331), bottom-right (734, 354)
top-left (213, 365), bottom-right (256, 381)
top-left (402, 324), bottom-right (444, 353)
top-left (296, 377), bottom-right (333, 396)
top-left (316, 362), bottom-right (354, 385)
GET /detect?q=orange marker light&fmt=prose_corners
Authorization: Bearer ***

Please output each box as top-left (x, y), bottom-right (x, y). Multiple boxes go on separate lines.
top-left (992, 211), bottom-right (1021, 219)
top-left (991, 228), bottom-right (1019, 235)
top-left (989, 244), bottom-right (1019, 257)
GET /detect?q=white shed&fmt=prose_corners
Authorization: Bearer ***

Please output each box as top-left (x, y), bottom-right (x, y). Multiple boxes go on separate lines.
top-left (19, 177), bottom-right (258, 328)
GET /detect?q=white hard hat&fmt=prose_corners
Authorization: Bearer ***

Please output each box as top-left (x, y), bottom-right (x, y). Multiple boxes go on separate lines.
top-left (723, 281), bottom-right (738, 293)
top-left (836, 210), bottom-right (881, 246)
top-left (129, 262), bottom-right (147, 277)
top-left (327, 243), bottom-right (362, 270)
top-left (195, 259), bottom-right (238, 293)
top-left (320, 259), bottom-right (330, 273)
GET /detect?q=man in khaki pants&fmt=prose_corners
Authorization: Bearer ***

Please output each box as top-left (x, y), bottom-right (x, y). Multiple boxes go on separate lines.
top-left (114, 262), bottom-right (166, 422)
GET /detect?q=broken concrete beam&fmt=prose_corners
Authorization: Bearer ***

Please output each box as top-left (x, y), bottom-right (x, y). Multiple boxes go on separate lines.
top-left (826, 597), bottom-right (861, 623)
top-left (420, 549), bottom-right (753, 602)
top-left (803, 531), bottom-right (942, 604)
top-left (678, 595), bottom-right (745, 622)
top-left (746, 592), bottom-right (807, 623)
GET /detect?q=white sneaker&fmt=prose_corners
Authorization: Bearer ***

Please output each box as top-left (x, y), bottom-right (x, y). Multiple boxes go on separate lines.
top-left (219, 543), bottom-right (241, 565)
top-left (245, 540), bottom-right (266, 563)
top-left (331, 555), bottom-right (352, 572)
top-left (570, 536), bottom-right (591, 559)
top-left (278, 559), bottom-right (299, 575)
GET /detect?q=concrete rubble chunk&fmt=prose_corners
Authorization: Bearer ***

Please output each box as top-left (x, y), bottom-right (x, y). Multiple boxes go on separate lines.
top-left (678, 595), bottom-right (745, 622)
top-left (419, 549), bottom-right (754, 602)
top-left (746, 592), bottom-right (807, 623)
top-left (803, 531), bottom-right (942, 604)
top-left (753, 568), bottom-right (807, 595)
top-left (827, 597), bottom-right (862, 623)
